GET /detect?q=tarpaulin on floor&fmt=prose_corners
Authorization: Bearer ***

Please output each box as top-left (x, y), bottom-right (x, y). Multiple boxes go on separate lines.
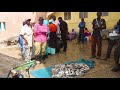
top-left (30, 59), bottom-right (95, 78)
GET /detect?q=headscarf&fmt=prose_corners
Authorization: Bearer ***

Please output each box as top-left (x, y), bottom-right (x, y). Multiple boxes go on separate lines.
top-left (49, 19), bottom-right (54, 23)
top-left (43, 20), bottom-right (49, 26)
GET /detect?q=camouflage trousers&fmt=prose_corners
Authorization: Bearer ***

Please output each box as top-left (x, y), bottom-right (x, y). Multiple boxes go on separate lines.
top-left (22, 45), bottom-right (32, 62)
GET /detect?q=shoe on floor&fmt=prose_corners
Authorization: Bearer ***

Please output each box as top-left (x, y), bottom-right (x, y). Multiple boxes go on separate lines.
top-left (96, 56), bottom-right (101, 59)
top-left (60, 51), bottom-right (66, 54)
top-left (63, 50), bottom-right (66, 52)
top-left (31, 57), bottom-right (36, 60)
top-left (90, 55), bottom-right (96, 59)
top-left (100, 57), bottom-right (110, 60)
top-left (111, 65), bottom-right (120, 72)
top-left (36, 61), bottom-right (41, 64)
top-left (40, 60), bottom-right (46, 64)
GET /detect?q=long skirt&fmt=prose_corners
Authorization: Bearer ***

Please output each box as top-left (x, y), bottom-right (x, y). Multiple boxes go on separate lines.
top-left (47, 32), bottom-right (57, 54)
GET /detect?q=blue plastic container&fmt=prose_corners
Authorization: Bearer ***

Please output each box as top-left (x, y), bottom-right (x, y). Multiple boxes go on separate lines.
top-left (46, 46), bottom-right (56, 55)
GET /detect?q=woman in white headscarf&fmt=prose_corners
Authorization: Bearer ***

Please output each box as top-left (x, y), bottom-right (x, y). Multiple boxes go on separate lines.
top-left (20, 19), bottom-right (33, 62)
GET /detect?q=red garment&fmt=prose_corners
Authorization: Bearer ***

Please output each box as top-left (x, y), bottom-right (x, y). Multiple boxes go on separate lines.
top-left (49, 24), bottom-right (57, 32)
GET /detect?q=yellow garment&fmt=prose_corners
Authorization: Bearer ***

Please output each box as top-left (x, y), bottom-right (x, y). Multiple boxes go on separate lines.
top-left (35, 42), bottom-right (47, 56)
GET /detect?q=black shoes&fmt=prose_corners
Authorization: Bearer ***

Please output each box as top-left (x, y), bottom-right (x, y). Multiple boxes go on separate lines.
top-left (35, 55), bottom-right (39, 61)
top-left (103, 57), bottom-right (110, 60)
top-left (96, 56), bottom-right (101, 59)
top-left (111, 65), bottom-right (120, 72)
top-left (90, 55), bottom-right (96, 59)
top-left (35, 55), bottom-right (46, 64)
top-left (63, 50), bottom-right (66, 52)
top-left (39, 55), bottom-right (46, 64)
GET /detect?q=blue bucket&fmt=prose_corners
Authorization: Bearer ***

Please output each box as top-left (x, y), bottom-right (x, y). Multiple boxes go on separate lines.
top-left (46, 47), bottom-right (56, 55)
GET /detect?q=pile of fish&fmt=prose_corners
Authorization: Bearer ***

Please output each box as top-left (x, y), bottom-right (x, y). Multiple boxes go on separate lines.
top-left (51, 63), bottom-right (90, 78)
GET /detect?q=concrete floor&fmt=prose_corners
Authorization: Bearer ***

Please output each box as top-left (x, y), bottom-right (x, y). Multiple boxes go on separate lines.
top-left (0, 40), bottom-right (120, 78)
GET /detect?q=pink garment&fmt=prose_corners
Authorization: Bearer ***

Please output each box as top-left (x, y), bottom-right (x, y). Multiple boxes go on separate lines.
top-left (34, 23), bottom-right (48, 42)
top-left (68, 31), bottom-right (76, 40)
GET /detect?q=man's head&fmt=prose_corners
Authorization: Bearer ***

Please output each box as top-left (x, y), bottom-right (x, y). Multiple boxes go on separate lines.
top-left (38, 17), bottom-right (44, 25)
top-left (50, 15), bottom-right (56, 21)
top-left (81, 18), bottom-right (84, 22)
top-left (72, 29), bottom-right (74, 32)
top-left (119, 19), bottom-right (120, 23)
top-left (118, 19), bottom-right (120, 25)
top-left (25, 19), bottom-right (31, 26)
top-left (97, 12), bottom-right (102, 18)
top-left (58, 17), bottom-right (63, 22)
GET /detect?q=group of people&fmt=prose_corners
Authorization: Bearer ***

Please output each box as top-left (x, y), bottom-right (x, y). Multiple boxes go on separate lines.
top-left (78, 12), bottom-right (120, 72)
top-left (67, 29), bottom-right (77, 40)
top-left (77, 12), bottom-right (106, 59)
top-left (19, 12), bottom-right (120, 72)
top-left (19, 15), bottom-right (68, 64)
top-left (67, 28), bottom-right (91, 41)
top-left (103, 19), bottom-right (120, 71)
top-left (78, 18), bottom-right (91, 45)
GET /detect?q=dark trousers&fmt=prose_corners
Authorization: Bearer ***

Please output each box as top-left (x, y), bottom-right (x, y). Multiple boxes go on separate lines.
top-left (78, 31), bottom-right (84, 44)
top-left (106, 39), bottom-right (117, 58)
top-left (114, 45), bottom-right (120, 64)
top-left (91, 36), bottom-right (102, 57)
top-left (61, 34), bottom-right (67, 52)
top-left (115, 50), bottom-right (120, 65)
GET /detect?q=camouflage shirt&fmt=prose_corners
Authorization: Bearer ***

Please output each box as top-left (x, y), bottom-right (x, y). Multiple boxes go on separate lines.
top-left (92, 18), bottom-right (106, 37)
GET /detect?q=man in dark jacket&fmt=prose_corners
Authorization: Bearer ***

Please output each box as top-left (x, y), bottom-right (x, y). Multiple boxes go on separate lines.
top-left (90, 12), bottom-right (106, 59)
top-left (58, 17), bottom-right (68, 52)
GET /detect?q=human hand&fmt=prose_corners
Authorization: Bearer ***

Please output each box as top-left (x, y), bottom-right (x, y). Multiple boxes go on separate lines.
top-left (25, 40), bottom-right (28, 45)
top-left (94, 25), bottom-right (99, 29)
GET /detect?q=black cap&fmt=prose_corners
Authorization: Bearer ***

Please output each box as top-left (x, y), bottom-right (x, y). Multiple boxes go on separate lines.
top-left (38, 17), bottom-right (44, 21)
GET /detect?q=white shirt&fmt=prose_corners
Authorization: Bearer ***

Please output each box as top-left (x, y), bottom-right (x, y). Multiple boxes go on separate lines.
top-left (20, 24), bottom-right (33, 47)
top-left (109, 30), bottom-right (119, 37)
top-left (109, 30), bottom-right (120, 40)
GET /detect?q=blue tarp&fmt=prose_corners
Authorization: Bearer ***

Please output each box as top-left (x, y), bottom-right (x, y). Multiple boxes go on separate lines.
top-left (30, 58), bottom-right (95, 78)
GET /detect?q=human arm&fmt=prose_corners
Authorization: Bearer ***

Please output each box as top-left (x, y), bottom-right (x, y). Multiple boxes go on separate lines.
top-left (20, 27), bottom-right (28, 45)
top-left (34, 24), bottom-right (41, 34)
top-left (92, 19), bottom-right (106, 30)
top-left (100, 19), bottom-right (106, 29)
top-left (40, 25), bottom-right (49, 33)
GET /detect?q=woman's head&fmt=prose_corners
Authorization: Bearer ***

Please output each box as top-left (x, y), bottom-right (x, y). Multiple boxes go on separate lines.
top-left (38, 17), bottom-right (44, 25)
top-left (23, 21), bottom-right (26, 26)
top-left (24, 19), bottom-right (31, 26)
top-left (26, 19), bottom-right (31, 26)
top-left (50, 15), bottom-right (56, 21)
